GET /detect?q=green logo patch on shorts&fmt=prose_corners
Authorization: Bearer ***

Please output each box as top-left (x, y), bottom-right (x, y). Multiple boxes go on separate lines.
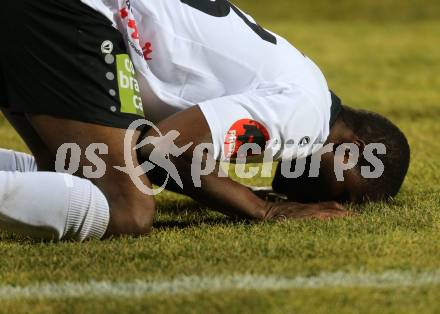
top-left (116, 54), bottom-right (145, 117)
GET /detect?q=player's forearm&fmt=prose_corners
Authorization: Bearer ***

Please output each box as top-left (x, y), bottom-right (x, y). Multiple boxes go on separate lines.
top-left (196, 178), bottom-right (269, 220)
top-left (141, 147), bottom-right (269, 219)
top-left (170, 154), bottom-right (269, 220)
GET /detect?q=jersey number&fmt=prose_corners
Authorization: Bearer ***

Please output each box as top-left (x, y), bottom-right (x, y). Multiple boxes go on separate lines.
top-left (180, 0), bottom-right (277, 45)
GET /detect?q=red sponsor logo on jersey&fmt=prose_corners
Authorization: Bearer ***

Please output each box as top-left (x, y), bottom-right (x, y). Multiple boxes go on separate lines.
top-left (119, 7), bottom-right (129, 19)
top-left (224, 119), bottom-right (270, 159)
top-left (127, 19), bottom-right (139, 40)
top-left (142, 42), bottom-right (153, 61)
top-left (119, 5), bottom-right (152, 60)
top-left (119, 7), bottom-right (139, 41)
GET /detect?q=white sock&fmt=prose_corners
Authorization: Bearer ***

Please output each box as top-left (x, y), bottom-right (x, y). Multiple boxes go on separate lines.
top-left (0, 149), bottom-right (37, 172)
top-left (0, 171), bottom-right (110, 241)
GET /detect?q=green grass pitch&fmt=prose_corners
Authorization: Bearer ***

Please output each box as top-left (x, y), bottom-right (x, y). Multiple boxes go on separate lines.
top-left (0, 1), bottom-right (439, 313)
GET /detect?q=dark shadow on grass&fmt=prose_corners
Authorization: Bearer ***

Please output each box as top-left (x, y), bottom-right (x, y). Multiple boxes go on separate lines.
top-left (153, 217), bottom-right (251, 231)
top-left (156, 198), bottom-right (208, 214)
top-left (153, 198), bottom-right (256, 231)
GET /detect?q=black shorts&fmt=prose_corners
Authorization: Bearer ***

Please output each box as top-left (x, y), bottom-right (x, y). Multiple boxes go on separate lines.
top-left (0, 0), bottom-right (145, 129)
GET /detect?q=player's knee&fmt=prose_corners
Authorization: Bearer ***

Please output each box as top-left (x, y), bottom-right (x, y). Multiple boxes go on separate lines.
top-left (127, 198), bottom-right (155, 234)
top-left (134, 214), bottom-right (154, 235)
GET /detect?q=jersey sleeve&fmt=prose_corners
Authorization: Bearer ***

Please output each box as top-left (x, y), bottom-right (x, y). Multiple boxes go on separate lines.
top-left (198, 84), bottom-right (328, 161)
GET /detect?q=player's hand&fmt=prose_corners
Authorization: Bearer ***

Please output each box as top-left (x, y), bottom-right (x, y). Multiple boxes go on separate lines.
top-left (264, 201), bottom-right (351, 220)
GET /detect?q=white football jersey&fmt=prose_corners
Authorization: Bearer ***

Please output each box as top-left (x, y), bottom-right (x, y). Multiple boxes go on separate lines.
top-left (81, 0), bottom-right (333, 161)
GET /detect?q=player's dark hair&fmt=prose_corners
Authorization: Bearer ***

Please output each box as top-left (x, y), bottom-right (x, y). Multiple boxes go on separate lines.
top-left (339, 105), bottom-right (410, 201)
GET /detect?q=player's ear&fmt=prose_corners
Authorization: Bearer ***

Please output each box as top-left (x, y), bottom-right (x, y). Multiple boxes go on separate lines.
top-left (332, 138), bottom-right (364, 165)
top-left (339, 138), bottom-right (365, 164)
top-left (354, 138), bottom-right (366, 154)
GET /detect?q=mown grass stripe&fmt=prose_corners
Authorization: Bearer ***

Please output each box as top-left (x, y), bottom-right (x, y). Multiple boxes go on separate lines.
top-left (1, 271), bottom-right (440, 299)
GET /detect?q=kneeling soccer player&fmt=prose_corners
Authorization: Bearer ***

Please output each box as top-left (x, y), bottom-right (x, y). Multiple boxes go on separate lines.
top-left (0, 0), bottom-right (411, 241)
top-left (95, 0), bottom-right (410, 218)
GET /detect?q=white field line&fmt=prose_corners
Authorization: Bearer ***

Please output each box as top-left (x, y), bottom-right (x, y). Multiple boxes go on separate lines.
top-left (1, 271), bottom-right (440, 300)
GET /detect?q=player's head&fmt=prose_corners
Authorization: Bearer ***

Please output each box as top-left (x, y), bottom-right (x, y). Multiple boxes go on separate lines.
top-left (273, 105), bottom-right (410, 203)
